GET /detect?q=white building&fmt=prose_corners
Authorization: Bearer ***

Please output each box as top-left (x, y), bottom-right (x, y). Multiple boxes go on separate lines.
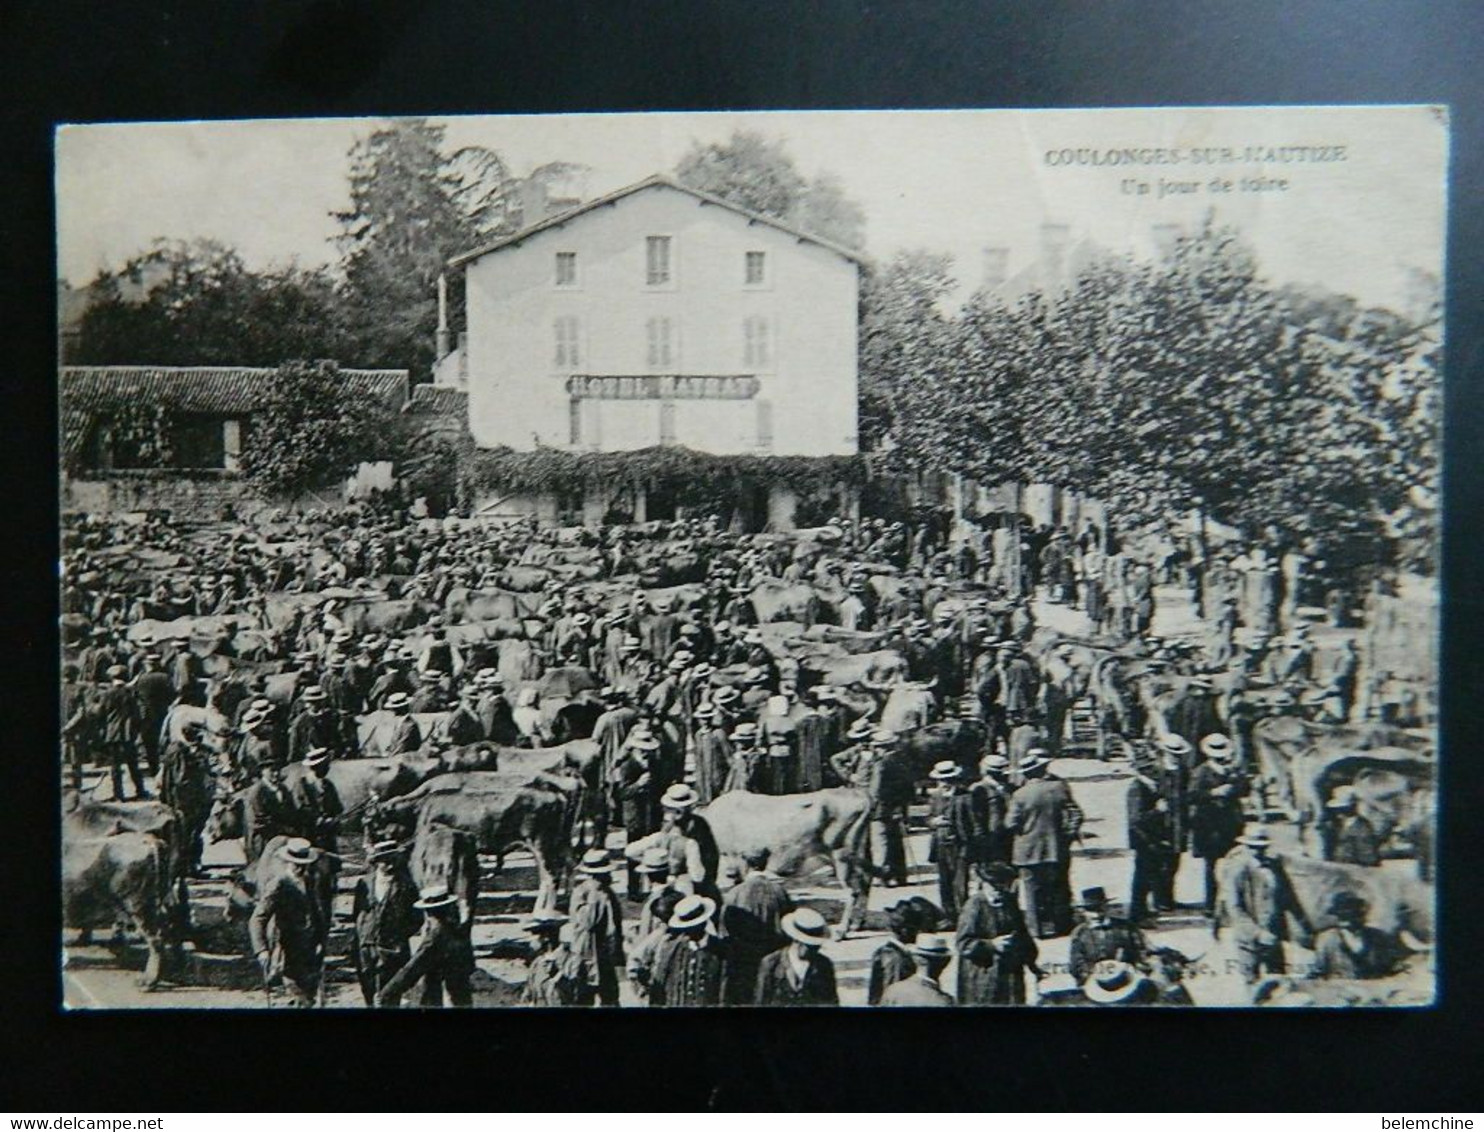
top-left (448, 175), bottom-right (862, 469)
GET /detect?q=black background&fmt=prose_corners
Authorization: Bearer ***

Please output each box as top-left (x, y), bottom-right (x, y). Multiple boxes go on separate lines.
top-left (3, 0), bottom-right (1482, 1112)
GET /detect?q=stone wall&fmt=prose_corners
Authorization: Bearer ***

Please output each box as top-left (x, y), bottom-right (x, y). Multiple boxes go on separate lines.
top-left (61, 472), bottom-right (356, 522)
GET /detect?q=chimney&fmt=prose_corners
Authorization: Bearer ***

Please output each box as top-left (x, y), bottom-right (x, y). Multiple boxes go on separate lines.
top-left (982, 247), bottom-right (1009, 289)
top-left (1151, 222), bottom-right (1183, 258)
top-left (1040, 223), bottom-right (1071, 281)
top-left (435, 273), bottom-right (451, 359)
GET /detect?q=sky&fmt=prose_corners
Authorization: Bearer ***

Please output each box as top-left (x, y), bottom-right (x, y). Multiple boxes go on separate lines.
top-left (56, 106), bottom-right (1448, 311)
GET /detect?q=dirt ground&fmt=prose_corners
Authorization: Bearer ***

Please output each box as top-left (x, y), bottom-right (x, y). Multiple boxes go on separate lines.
top-left (61, 585), bottom-right (1432, 1009)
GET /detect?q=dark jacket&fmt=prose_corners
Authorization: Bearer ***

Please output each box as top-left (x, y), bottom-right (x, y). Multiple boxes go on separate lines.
top-left (955, 889), bottom-right (1038, 1005)
top-left (377, 913), bottom-right (475, 1007)
top-left (649, 933), bottom-right (730, 1006)
top-left (867, 938), bottom-right (917, 1005)
top-left (1186, 761), bottom-right (1249, 860)
top-left (1007, 777), bottom-right (1083, 866)
top-left (754, 947), bottom-right (838, 1006)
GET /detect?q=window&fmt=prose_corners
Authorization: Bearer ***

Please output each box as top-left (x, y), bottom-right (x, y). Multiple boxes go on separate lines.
top-left (743, 316), bottom-right (771, 369)
top-left (756, 399), bottom-right (774, 450)
top-left (555, 252), bottom-right (577, 287)
top-left (745, 251), bottom-right (767, 286)
top-left (569, 399), bottom-right (582, 445)
top-left (646, 236), bottom-right (672, 286)
top-left (646, 317), bottom-right (674, 369)
top-left (659, 401), bottom-right (677, 446)
top-left (174, 414), bottom-right (227, 469)
top-left (554, 316), bottom-right (581, 369)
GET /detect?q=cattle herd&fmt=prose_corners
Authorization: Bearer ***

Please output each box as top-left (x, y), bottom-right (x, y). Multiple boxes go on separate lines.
top-left (59, 503), bottom-right (1436, 1007)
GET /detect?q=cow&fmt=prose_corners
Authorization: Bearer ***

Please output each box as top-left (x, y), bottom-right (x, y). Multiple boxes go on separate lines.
top-left (1218, 854), bottom-right (1434, 946)
top-left (495, 638), bottom-right (546, 686)
top-left (500, 565), bottom-right (554, 593)
top-left (445, 586), bottom-right (541, 624)
top-left (800, 649), bottom-right (909, 691)
top-left (63, 795), bottom-right (188, 899)
top-left (63, 832), bottom-right (179, 989)
top-left (901, 718), bottom-right (989, 782)
top-left (698, 788), bottom-right (873, 938)
top-left (1250, 716), bottom-right (1430, 820)
top-left (357, 711), bottom-right (448, 759)
top-left (750, 581), bottom-right (823, 627)
top-left (409, 820), bottom-right (481, 930)
top-left (337, 597), bottom-right (437, 636)
top-left (876, 680), bottom-right (938, 733)
top-left (369, 772), bottom-right (580, 911)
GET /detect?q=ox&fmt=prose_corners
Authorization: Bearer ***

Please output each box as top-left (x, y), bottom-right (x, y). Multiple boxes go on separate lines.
top-left (410, 821), bottom-right (481, 930)
top-left (699, 788), bottom-right (873, 938)
top-left (63, 832), bottom-right (179, 989)
top-left (750, 581), bottom-right (823, 627)
top-left (876, 679), bottom-right (938, 734)
top-left (800, 649), bottom-right (908, 691)
top-left (370, 771), bottom-right (580, 911)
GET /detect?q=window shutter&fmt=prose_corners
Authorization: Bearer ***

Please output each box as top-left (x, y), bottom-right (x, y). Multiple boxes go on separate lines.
top-left (756, 399), bottom-right (774, 450)
top-left (569, 399), bottom-right (582, 445)
top-left (659, 401), bottom-right (677, 446)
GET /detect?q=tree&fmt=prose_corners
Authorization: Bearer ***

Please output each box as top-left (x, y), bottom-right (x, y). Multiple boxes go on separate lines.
top-left (68, 239), bottom-right (354, 367)
top-left (675, 130), bottom-right (867, 250)
top-left (240, 360), bottom-right (405, 498)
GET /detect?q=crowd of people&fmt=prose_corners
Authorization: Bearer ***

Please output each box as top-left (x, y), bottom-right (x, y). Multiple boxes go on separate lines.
top-left (60, 500), bottom-right (1429, 1007)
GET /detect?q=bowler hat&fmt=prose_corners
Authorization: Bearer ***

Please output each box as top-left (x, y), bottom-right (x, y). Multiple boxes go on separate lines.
top-left (1076, 886), bottom-right (1109, 909)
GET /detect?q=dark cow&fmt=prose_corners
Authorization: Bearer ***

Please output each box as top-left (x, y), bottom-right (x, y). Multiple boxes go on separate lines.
top-left (750, 581), bottom-right (823, 627)
top-left (901, 717), bottom-right (989, 782)
top-left (410, 821), bottom-right (481, 930)
top-left (370, 771), bottom-right (580, 910)
top-left (1251, 716), bottom-right (1431, 820)
top-left (63, 832), bottom-right (179, 989)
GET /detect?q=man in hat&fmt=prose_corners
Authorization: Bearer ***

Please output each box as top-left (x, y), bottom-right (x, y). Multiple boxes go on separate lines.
top-left (691, 701), bottom-right (732, 805)
top-left (289, 746), bottom-right (343, 912)
top-left (95, 664), bottom-right (149, 800)
top-left (368, 652), bottom-right (416, 711)
top-left (250, 838), bottom-right (326, 1007)
top-left (614, 730), bottom-right (663, 899)
top-left (1127, 743), bottom-right (1181, 922)
top-left (1187, 733), bottom-right (1250, 914)
top-left (377, 885), bottom-right (476, 1008)
top-left (647, 894), bottom-right (730, 1006)
top-left (442, 684), bottom-right (485, 747)
top-left (722, 847), bottom-right (795, 1004)
top-left (1310, 891), bottom-right (1408, 980)
top-left (828, 717), bottom-right (878, 788)
top-left (242, 757), bottom-right (296, 868)
top-left (351, 840), bottom-right (421, 1006)
top-left (382, 692), bottom-right (422, 756)
top-left (1331, 638), bottom-right (1360, 722)
top-left (628, 845), bottom-right (679, 935)
top-left (1166, 676), bottom-right (1225, 755)
top-left (754, 907), bottom-right (839, 1006)
top-left (867, 899), bottom-right (922, 1005)
top-left (289, 686), bottom-right (345, 762)
top-left (1329, 790), bottom-right (1384, 868)
top-left (968, 754), bottom-right (1014, 869)
top-left (411, 669), bottom-right (450, 715)
top-left (928, 760), bottom-right (977, 921)
top-left (725, 721), bottom-right (765, 793)
top-left (956, 860), bottom-right (1039, 1005)
top-left (1216, 827), bottom-right (1312, 984)
top-left (655, 783), bottom-right (721, 899)
top-left (522, 911), bottom-right (575, 1006)
top-left (567, 849), bottom-right (625, 1006)
top-left (1068, 887), bottom-right (1148, 983)
top-left (879, 934), bottom-right (956, 1006)
top-left (132, 651), bottom-right (175, 775)
top-left (866, 729), bottom-right (912, 888)
top-left (472, 668), bottom-right (519, 747)
top-left (158, 719), bottom-right (215, 876)
top-left (1007, 749), bottom-right (1083, 937)
top-left (977, 640), bottom-right (1039, 756)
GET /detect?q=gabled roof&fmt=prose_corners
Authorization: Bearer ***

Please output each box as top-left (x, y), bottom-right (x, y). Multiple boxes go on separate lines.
top-left (448, 174), bottom-right (865, 269)
top-left (60, 365), bottom-right (411, 416)
top-left (404, 384), bottom-right (469, 416)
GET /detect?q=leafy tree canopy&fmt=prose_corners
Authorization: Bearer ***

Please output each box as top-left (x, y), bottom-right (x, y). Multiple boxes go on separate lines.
top-left (675, 130), bottom-right (867, 251)
top-left (240, 360), bottom-right (406, 499)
